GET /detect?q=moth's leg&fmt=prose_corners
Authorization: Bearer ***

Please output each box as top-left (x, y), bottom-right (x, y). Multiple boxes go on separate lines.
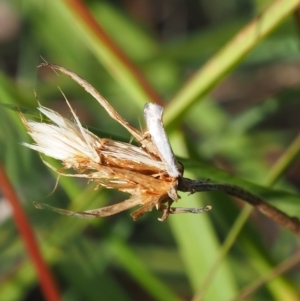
top-left (156, 199), bottom-right (173, 222)
top-left (168, 205), bottom-right (212, 214)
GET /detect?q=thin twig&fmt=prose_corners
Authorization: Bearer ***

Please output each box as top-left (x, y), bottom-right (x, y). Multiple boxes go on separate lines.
top-left (178, 177), bottom-right (300, 236)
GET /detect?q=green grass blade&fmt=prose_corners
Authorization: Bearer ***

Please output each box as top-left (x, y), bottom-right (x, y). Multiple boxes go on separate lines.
top-left (164, 0), bottom-right (300, 127)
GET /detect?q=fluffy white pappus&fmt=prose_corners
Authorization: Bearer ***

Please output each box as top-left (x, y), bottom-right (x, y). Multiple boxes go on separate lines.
top-left (22, 105), bottom-right (101, 164)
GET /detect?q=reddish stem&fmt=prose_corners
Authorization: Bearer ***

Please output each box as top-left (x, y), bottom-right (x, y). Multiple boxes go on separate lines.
top-left (0, 163), bottom-right (61, 301)
top-left (64, 0), bottom-right (164, 106)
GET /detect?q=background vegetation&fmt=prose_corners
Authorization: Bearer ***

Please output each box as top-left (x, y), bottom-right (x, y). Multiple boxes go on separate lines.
top-left (1, 0), bottom-right (300, 300)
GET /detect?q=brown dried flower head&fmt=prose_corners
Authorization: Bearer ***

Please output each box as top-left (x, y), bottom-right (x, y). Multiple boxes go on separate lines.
top-left (21, 63), bottom-right (186, 221)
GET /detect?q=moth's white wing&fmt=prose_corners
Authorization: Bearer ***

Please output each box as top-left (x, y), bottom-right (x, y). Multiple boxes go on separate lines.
top-left (143, 103), bottom-right (179, 178)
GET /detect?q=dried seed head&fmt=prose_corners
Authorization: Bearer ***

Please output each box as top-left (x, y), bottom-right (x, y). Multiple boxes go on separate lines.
top-left (21, 63), bottom-right (180, 220)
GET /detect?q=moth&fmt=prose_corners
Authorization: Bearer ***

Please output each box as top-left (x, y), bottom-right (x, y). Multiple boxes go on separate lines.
top-left (21, 63), bottom-right (211, 221)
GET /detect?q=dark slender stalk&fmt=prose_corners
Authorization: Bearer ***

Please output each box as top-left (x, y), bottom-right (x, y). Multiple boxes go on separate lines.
top-left (178, 177), bottom-right (300, 236)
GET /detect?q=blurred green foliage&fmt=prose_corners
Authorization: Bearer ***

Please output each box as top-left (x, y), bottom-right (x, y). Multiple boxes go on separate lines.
top-left (1, 0), bottom-right (300, 301)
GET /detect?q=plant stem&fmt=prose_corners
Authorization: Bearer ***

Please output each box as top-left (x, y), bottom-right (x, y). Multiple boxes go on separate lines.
top-left (178, 178), bottom-right (300, 236)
